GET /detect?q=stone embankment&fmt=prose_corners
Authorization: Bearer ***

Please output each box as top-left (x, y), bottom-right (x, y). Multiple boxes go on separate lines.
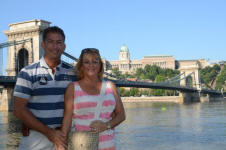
top-left (122, 96), bottom-right (180, 103)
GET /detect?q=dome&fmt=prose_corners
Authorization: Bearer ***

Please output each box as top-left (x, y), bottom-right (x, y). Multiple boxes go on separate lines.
top-left (120, 44), bottom-right (129, 52)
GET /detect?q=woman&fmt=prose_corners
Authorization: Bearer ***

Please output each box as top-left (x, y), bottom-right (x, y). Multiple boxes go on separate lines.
top-left (60, 48), bottom-right (126, 150)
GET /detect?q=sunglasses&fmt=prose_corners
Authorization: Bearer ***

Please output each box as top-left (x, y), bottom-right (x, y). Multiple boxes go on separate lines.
top-left (81, 48), bottom-right (100, 54)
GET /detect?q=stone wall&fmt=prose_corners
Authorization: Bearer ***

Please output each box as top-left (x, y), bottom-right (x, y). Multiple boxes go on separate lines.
top-left (0, 87), bottom-right (14, 111)
top-left (122, 96), bottom-right (180, 103)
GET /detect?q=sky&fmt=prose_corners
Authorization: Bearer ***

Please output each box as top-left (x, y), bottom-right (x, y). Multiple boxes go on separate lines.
top-left (0, 0), bottom-right (226, 71)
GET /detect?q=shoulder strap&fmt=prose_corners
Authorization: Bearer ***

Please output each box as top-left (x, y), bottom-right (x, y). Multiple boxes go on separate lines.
top-left (94, 80), bottom-right (106, 120)
top-left (99, 80), bottom-right (106, 96)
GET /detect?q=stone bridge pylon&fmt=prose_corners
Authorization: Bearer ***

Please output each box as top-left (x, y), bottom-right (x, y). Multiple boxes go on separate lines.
top-left (178, 62), bottom-right (202, 103)
top-left (179, 63), bottom-right (201, 90)
top-left (4, 19), bottom-right (51, 76)
top-left (0, 20), bottom-right (51, 110)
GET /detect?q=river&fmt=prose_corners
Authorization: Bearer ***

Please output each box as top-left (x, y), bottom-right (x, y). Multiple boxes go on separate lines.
top-left (1, 100), bottom-right (226, 150)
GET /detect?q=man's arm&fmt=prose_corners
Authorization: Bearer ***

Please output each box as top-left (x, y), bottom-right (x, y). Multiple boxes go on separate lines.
top-left (13, 97), bottom-right (67, 148)
top-left (61, 82), bottom-right (74, 136)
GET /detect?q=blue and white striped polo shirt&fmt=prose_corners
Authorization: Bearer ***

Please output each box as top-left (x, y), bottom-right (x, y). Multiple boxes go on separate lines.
top-left (13, 57), bottom-right (76, 128)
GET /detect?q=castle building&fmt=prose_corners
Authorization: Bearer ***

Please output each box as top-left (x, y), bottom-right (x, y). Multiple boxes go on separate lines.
top-left (105, 44), bottom-right (208, 73)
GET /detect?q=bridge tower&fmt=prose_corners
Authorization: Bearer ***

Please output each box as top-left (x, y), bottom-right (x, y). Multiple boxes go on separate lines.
top-left (178, 63), bottom-right (201, 103)
top-left (0, 20), bottom-right (50, 110)
top-left (179, 63), bottom-right (201, 90)
top-left (4, 19), bottom-right (51, 76)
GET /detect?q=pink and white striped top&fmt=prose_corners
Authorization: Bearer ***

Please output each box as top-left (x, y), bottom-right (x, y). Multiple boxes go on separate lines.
top-left (72, 81), bottom-right (116, 150)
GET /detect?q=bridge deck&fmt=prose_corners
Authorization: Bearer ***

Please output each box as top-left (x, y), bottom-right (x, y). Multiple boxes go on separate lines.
top-left (0, 75), bottom-right (223, 96)
top-left (0, 76), bottom-right (16, 86)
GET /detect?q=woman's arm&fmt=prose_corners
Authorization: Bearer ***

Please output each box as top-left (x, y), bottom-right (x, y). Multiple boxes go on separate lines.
top-left (61, 82), bottom-right (74, 136)
top-left (108, 81), bottom-right (126, 129)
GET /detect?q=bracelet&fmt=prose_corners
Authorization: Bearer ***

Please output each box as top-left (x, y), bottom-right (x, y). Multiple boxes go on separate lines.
top-left (106, 121), bottom-right (111, 130)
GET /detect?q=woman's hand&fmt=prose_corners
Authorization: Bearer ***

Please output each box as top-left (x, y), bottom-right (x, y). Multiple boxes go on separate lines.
top-left (90, 120), bottom-right (107, 133)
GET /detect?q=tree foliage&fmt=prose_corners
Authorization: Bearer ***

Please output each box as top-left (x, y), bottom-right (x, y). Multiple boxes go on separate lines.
top-left (215, 65), bottom-right (226, 91)
top-left (115, 65), bottom-right (180, 96)
top-left (112, 68), bottom-right (135, 79)
top-left (200, 64), bottom-right (221, 88)
top-left (135, 65), bottom-right (179, 81)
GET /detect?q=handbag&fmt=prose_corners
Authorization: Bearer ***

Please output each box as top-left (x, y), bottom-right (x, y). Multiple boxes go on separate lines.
top-left (71, 80), bottom-right (106, 150)
top-left (71, 131), bottom-right (98, 150)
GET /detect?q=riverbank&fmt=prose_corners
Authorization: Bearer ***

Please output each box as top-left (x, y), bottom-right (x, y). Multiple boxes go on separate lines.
top-left (121, 96), bottom-right (180, 103)
top-left (121, 95), bottom-right (226, 103)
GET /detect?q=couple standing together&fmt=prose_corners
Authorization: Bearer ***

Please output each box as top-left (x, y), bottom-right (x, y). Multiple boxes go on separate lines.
top-left (13, 26), bottom-right (125, 150)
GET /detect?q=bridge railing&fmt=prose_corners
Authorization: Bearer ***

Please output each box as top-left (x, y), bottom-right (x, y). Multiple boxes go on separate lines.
top-left (0, 76), bottom-right (17, 86)
top-left (62, 51), bottom-right (78, 66)
top-left (0, 76), bottom-right (17, 81)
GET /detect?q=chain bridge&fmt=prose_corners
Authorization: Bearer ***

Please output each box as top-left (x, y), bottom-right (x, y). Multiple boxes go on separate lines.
top-left (0, 20), bottom-right (225, 111)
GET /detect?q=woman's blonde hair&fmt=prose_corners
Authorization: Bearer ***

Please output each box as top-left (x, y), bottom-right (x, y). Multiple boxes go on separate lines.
top-left (76, 48), bottom-right (104, 80)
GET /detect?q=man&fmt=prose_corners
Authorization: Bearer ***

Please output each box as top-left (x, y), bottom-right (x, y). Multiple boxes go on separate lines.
top-left (13, 26), bottom-right (75, 150)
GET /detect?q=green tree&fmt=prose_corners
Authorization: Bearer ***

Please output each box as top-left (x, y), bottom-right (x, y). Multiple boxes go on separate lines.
top-left (130, 88), bottom-right (140, 96)
top-left (118, 87), bottom-right (126, 96)
top-left (135, 68), bottom-right (145, 80)
top-left (215, 65), bottom-right (226, 91)
top-left (151, 75), bottom-right (167, 96)
top-left (200, 64), bottom-right (221, 88)
top-left (112, 67), bottom-right (121, 78)
top-left (140, 89), bottom-right (149, 96)
top-left (125, 90), bottom-right (131, 97)
top-left (155, 75), bottom-right (166, 82)
top-left (145, 65), bottom-right (159, 81)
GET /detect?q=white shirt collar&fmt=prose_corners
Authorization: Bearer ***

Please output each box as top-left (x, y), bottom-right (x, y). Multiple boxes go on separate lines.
top-left (40, 57), bottom-right (62, 69)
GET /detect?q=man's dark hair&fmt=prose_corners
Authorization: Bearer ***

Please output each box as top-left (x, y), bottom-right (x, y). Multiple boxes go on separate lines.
top-left (42, 26), bottom-right (65, 42)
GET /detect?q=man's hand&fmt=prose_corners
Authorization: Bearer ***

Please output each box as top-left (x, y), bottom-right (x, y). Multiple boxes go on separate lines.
top-left (55, 145), bottom-right (66, 150)
top-left (46, 128), bottom-right (67, 149)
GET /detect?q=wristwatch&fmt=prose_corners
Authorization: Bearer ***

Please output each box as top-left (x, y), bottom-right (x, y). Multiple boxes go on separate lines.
top-left (106, 121), bottom-right (111, 130)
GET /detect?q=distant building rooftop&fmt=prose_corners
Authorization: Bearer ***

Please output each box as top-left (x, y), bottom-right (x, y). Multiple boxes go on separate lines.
top-left (177, 59), bottom-right (205, 62)
top-left (208, 60), bottom-right (224, 64)
top-left (120, 44), bottom-right (129, 52)
top-left (144, 55), bottom-right (173, 58)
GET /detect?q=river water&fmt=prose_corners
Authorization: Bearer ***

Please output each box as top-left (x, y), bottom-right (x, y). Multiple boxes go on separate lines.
top-left (1, 100), bottom-right (226, 150)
